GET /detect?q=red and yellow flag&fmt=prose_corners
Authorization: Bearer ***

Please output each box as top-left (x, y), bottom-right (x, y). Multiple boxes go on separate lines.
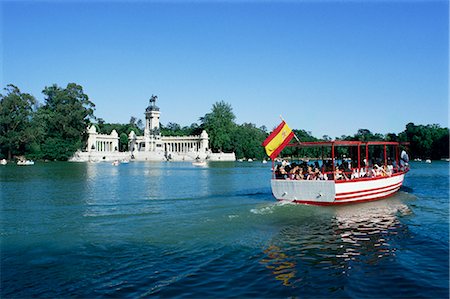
top-left (262, 121), bottom-right (295, 159)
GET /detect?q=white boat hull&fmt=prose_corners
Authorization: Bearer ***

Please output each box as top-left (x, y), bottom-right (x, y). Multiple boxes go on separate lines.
top-left (17, 160), bottom-right (35, 166)
top-left (271, 172), bottom-right (406, 205)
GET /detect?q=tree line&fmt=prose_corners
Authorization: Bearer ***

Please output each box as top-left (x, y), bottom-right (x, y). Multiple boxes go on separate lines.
top-left (1, 83), bottom-right (448, 161)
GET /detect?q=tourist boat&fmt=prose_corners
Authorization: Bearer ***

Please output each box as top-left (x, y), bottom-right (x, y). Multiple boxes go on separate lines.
top-left (270, 141), bottom-right (409, 205)
top-left (112, 160), bottom-right (120, 166)
top-left (17, 160), bottom-right (34, 166)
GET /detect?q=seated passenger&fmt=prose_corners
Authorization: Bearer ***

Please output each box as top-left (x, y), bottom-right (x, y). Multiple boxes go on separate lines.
top-left (360, 168), bottom-right (367, 177)
top-left (334, 167), bottom-right (348, 180)
top-left (295, 168), bottom-right (304, 180)
top-left (386, 164), bottom-right (393, 176)
top-left (289, 165), bottom-right (299, 180)
top-left (279, 165), bottom-right (288, 179)
top-left (316, 168), bottom-right (328, 180)
top-left (314, 168), bottom-right (321, 180)
top-left (306, 166), bottom-right (315, 180)
top-left (274, 165), bottom-right (283, 179)
top-left (378, 165), bottom-right (392, 177)
top-left (373, 164), bottom-right (384, 177)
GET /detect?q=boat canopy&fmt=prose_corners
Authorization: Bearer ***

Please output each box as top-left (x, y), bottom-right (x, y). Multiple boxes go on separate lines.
top-left (286, 141), bottom-right (408, 147)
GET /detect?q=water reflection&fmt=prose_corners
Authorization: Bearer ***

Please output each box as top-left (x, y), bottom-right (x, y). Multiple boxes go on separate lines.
top-left (333, 198), bottom-right (411, 264)
top-left (261, 197), bottom-right (413, 288)
top-left (261, 245), bottom-right (297, 287)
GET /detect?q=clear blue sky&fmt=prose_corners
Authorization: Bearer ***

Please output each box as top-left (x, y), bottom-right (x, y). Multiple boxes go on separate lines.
top-left (2, 0), bottom-right (448, 138)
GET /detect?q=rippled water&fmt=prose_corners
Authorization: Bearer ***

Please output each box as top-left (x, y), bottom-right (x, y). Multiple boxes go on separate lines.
top-left (1, 161), bottom-right (448, 298)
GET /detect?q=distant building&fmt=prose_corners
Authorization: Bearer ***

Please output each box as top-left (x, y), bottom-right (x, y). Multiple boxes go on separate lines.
top-left (127, 95), bottom-right (211, 161)
top-left (70, 96), bottom-right (235, 162)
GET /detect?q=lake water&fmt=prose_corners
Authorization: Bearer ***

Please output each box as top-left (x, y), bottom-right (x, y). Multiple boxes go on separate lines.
top-left (1, 161), bottom-right (448, 298)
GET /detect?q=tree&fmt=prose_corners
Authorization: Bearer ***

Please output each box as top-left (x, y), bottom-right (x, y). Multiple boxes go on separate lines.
top-left (120, 132), bottom-right (129, 151)
top-left (232, 123), bottom-right (267, 160)
top-left (402, 123), bottom-right (449, 159)
top-left (37, 83), bottom-right (95, 160)
top-left (0, 84), bottom-right (36, 160)
top-left (200, 101), bottom-right (236, 152)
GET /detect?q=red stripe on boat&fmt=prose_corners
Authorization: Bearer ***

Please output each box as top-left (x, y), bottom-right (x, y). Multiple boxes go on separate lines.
top-left (336, 181), bottom-right (403, 197)
top-left (291, 191), bottom-right (401, 206)
top-left (335, 184), bottom-right (402, 201)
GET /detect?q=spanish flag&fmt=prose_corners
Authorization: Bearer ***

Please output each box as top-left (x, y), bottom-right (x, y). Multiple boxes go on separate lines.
top-left (262, 121), bottom-right (295, 159)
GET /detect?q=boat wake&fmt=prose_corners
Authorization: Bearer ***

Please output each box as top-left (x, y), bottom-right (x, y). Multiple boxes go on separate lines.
top-left (250, 200), bottom-right (297, 215)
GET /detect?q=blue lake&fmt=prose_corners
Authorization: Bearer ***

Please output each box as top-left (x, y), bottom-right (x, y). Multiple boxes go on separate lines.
top-left (1, 161), bottom-right (448, 298)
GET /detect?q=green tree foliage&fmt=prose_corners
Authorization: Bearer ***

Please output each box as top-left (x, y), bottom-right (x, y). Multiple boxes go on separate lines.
top-left (0, 85), bottom-right (36, 160)
top-left (96, 120), bottom-right (143, 151)
top-left (200, 101), bottom-right (236, 152)
top-left (119, 133), bottom-right (129, 151)
top-left (353, 129), bottom-right (384, 141)
top-left (98, 122), bottom-right (142, 136)
top-left (160, 122), bottom-right (202, 137)
top-left (280, 129), bottom-right (319, 158)
top-left (231, 123), bottom-right (267, 160)
top-left (403, 123), bottom-right (449, 159)
top-left (37, 83), bottom-right (95, 160)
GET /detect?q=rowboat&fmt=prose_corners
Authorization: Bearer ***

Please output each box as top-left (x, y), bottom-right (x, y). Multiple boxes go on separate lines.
top-left (270, 141), bottom-right (409, 205)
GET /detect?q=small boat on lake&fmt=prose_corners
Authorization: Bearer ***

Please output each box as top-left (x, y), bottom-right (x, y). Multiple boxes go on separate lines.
top-left (192, 160), bottom-right (207, 167)
top-left (112, 160), bottom-right (120, 166)
top-left (1, 159), bottom-right (7, 165)
top-left (269, 140), bottom-right (409, 205)
top-left (17, 160), bottom-right (34, 166)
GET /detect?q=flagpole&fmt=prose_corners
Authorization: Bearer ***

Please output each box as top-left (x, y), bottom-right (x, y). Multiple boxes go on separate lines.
top-left (279, 115), bottom-right (301, 144)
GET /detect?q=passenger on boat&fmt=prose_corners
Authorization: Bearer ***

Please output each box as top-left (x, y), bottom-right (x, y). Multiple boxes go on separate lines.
top-left (387, 163), bottom-right (394, 175)
top-left (295, 167), bottom-right (304, 180)
top-left (351, 168), bottom-right (360, 180)
top-left (400, 150), bottom-right (409, 171)
top-left (334, 166), bottom-right (349, 180)
top-left (274, 165), bottom-right (285, 179)
top-left (372, 164), bottom-right (382, 176)
top-left (315, 168), bottom-right (328, 180)
top-left (280, 165), bottom-right (288, 179)
top-left (306, 166), bottom-right (315, 180)
top-left (359, 168), bottom-right (366, 177)
top-left (383, 165), bottom-right (392, 176)
top-left (288, 164), bottom-right (299, 180)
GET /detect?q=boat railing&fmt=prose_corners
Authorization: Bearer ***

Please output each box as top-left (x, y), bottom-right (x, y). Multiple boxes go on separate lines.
top-left (273, 165), bottom-right (408, 182)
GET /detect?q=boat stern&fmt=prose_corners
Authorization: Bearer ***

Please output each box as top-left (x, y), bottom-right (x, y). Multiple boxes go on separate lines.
top-left (271, 179), bottom-right (336, 203)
